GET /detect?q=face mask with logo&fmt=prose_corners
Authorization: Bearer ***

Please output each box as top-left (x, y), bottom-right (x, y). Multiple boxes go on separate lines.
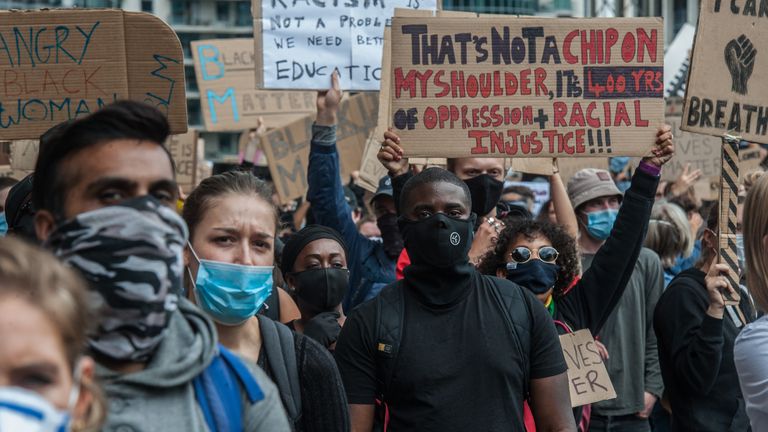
top-left (189, 247), bottom-right (273, 326)
top-left (0, 362), bottom-right (81, 432)
top-left (291, 268), bottom-right (349, 313)
top-left (583, 208), bottom-right (619, 241)
top-left (506, 260), bottom-right (560, 295)
top-left (464, 174), bottom-right (503, 217)
top-left (398, 213), bottom-right (477, 268)
top-left (45, 196), bottom-right (187, 362)
top-left (0, 212), bottom-right (7, 237)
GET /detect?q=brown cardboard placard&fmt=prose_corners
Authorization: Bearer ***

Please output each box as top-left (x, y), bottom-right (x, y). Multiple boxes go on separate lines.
top-left (559, 329), bottom-right (617, 407)
top-left (0, 9), bottom-right (187, 140)
top-left (9, 140), bottom-right (39, 171)
top-left (191, 39), bottom-right (315, 132)
top-left (358, 128), bottom-right (389, 194)
top-left (389, 16), bottom-right (664, 158)
top-left (253, 0), bottom-right (439, 91)
top-left (681, 0), bottom-right (768, 144)
top-left (166, 130), bottom-right (198, 193)
top-left (261, 92), bottom-right (378, 204)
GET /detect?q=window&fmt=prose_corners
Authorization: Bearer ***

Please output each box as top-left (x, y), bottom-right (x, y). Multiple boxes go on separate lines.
top-left (236, 1), bottom-right (252, 26)
top-left (187, 99), bottom-right (202, 128)
top-left (141, 0), bottom-right (152, 12)
top-left (216, 1), bottom-right (230, 23)
top-left (185, 66), bottom-right (198, 93)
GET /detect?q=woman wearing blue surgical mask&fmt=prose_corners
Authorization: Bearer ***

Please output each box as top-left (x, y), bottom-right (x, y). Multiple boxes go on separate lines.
top-left (182, 171), bottom-right (350, 432)
top-left (0, 236), bottom-right (105, 432)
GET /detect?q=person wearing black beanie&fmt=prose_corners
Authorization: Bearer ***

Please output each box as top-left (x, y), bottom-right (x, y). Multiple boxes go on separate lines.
top-left (282, 225), bottom-right (350, 350)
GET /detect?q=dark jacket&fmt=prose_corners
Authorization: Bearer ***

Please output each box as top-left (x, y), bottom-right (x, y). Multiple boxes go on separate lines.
top-left (556, 169), bottom-right (657, 335)
top-left (654, 268), bottom-right (754, 432)
top-left (308, 125), bottom-right (396, 311)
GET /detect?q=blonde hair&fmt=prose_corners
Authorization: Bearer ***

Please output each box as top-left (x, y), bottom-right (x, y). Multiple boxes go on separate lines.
top-left (742, 169), bottom-right (765, 196)
top-left (0, 237), bottom-right (105, 431)
top-left (744, 175), bottom-right (768, 313)
top-left (645, 201), bottom-right (694, 268)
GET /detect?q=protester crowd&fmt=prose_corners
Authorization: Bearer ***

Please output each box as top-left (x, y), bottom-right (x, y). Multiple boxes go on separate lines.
top-left (2, 70), bottom-right (768, 432)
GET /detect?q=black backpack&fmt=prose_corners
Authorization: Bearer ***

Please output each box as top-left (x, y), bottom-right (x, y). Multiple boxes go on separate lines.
top-left (256, 315), bottom-right (303, 429)
top-left (372, 276), bottom-right (534, 428)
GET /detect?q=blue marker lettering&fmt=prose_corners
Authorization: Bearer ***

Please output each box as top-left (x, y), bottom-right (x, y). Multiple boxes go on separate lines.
top-left (13, 27), bottom-right (35, 67)
top-left (54, 26), bottom-right (77, 63)
top-left (198, 44), bottom-right (225, 81)
top-left (76, 22), bottom-right (100, 64)
top-left (0, 32), bottom-right (13, 67)
top-left (35, 27), bottom-right (52, 63)
top-left (207, 88), bottom-right (239, 124)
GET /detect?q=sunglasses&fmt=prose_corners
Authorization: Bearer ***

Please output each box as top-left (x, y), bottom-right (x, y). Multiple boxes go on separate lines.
top-left (507, 246), bottom-right (559, 264)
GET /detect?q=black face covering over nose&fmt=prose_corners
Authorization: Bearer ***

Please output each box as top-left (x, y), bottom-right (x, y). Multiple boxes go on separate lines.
top-left (293, 268), bottom-right (350, 312)
top-left (463, 174), bottom-right (504, 217)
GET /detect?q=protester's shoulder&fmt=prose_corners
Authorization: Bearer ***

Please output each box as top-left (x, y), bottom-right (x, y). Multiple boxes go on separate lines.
top-left (736, 315), bottom-right (768, 348)
top-left (242, 360), bottom-right (292, 431)
top-left (479, 275), bottom-right (543, 317)
top-left (657, 268), bottom-right (707, 308)
top-left (637, 247), bottom-right (663, 268)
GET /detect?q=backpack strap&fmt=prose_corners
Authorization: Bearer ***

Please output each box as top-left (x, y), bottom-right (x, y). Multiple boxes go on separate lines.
top-left (257, 315), bottom-right (302, 425)
top-left (193, 344), bottom-right (265, 432)
top-left (374, 281), bottom-right (405, 398)
top-left (487, 276), bottom-right (533, 398)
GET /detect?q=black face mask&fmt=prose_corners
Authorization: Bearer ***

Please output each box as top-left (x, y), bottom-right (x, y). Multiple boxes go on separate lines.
top-left (398, 213), bottom-right (476, 269)
top-left (292, 268), bottom-right (350, 312)
top-left (377, 212), bottom-right (404, 259)
top-left (463, 174), bottom-right (504, 217)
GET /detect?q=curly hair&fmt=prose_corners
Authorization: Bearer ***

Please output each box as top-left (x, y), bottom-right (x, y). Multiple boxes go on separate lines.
top-left (478, 219), bottom-right (580, 298)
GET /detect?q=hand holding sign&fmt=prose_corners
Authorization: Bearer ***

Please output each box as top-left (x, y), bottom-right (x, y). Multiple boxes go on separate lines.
top-left (378, 130), bottom-right (410, 177)
top-left (317, 71), bottom-right (343, 126)
top-left (704, 262), bottom-right (739, 318)
top-left (724, 35), bottom-right (756, 95)
top-left (641, 126), bottom-right (675, 168)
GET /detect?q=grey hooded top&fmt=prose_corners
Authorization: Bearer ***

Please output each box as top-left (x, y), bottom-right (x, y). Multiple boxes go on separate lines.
top-left (95, 297), bottom-right (291, 432)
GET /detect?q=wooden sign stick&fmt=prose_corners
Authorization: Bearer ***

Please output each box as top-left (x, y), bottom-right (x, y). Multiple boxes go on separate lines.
top-left (718, 134), bottom-right (742, 306)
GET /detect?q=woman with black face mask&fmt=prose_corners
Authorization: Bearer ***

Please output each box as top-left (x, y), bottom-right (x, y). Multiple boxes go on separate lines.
top-left (478, 126), bottom-right (674, 429)
top-left (281, 225), bottom-right (351, 350)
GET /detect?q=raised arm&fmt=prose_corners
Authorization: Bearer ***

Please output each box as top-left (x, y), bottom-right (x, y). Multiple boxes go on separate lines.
top-left (562, 126), bottom-right (673, 335)
top-left (550, 159), bottom-right (578, 239)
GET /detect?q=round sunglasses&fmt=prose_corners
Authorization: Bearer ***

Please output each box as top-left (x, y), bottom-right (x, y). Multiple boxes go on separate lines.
top-left (507, 246), bottom-right (559, 264)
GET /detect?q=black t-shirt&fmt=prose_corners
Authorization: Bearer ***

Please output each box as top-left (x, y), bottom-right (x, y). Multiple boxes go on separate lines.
top-left (335, 272), bottom-right (567, 432)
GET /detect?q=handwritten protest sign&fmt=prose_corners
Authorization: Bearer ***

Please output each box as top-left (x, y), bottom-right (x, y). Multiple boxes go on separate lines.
top-left (682, 0), bottom-right (768, 143)
top-left (261, 92), bottom-right (378, 203)
top-left (358, 128), bottom-right (389, 193)
top-left (9, 140), bottom-right (39, 171)
top-left (167, 130), bottom-right (198, 192)
top-left (191, 39), bottom-right (315, 131)
top-left (254, 0), bottom-right (438, 90)
top-left (388, 16), bottom-right (664, 158)
top-left (560, 329), bottom-right (616, 407)
top-left (0, 9), bottom-right (187, 140)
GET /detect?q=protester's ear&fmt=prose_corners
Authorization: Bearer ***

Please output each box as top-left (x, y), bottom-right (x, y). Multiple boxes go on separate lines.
top-left (73, 356), bottom-right (96, 427)
top-left (496, 267), bottom-right (506, 279)
top-left (286, 273), bottom-right (296, 289)
top-left (34, 210), bottom-right (56, 241)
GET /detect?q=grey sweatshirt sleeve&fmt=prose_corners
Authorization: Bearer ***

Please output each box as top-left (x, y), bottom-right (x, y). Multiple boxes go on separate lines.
top-left (244, 364), bottom-right (292, 432)
top-left (643, 252), bottom-right (665, 398)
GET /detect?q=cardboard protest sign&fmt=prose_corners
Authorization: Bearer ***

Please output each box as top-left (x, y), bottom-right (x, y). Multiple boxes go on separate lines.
top-left (167, 130), bottom-right (198, 192)
top-left (682, 0), bottom-right (768, 143)
top-left (389, 16), bottom-right (664, 158)
top-left (510, 157), bottom-right (609, 181)
top-left (9, 140), bottom-right (39, 171)
top-left (0, 9), bottom-right (187, 140)
top-left (254, 0), bottom-right (438, 90)
top-left (664, 24), bottom-right (695, 98)
top-left (358, 128), bottom-right (389, 193)
top-left (261, 92), bottom-right (378, 204)
top-left (191, 39), bottom-right (315, 131)
top-left (659, 115), bottom-right (722, 182)
top-left (560, 329), bottom-right (617, 407)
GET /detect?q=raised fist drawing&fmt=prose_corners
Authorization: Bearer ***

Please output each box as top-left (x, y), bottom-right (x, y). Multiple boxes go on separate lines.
top-left (725, 34), bottom-right (757, 95)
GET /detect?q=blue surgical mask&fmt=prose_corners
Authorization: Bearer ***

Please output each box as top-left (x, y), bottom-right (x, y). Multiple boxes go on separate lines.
top-left (190, 248), bottom-right (273, 326)
top-left (506, 260), bottom-right (560, 295)
top-left (609, 156), bottom-right (630, 174)
top-left (0, 212), bottom-right (7, 237)
top-left (737, 233), bottom-right (745, 273)
top-left (584, 208), bottom-right (618, 240)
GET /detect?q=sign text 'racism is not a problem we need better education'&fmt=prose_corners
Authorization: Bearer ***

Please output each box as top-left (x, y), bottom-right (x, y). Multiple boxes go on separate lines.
top-left (390, 17), bottom-right (664, 158)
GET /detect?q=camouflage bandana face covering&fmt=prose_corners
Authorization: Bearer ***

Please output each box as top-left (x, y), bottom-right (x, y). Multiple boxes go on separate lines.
top-left (46, 196), bottom-right (189, 363)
